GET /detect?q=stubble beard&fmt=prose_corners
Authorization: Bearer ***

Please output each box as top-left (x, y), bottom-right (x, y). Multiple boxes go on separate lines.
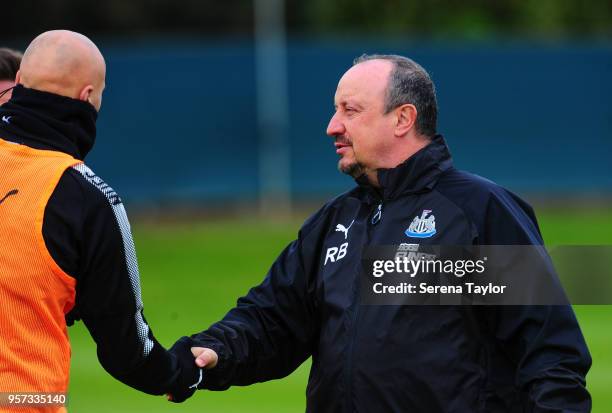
top-left (335, 136), bottom-right (366, 178)
top-left (338, 157), bottom-right (365, 178)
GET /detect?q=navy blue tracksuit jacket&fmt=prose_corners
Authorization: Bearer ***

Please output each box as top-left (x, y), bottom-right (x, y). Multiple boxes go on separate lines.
top-left (190, 134), bottom-right (591, 412)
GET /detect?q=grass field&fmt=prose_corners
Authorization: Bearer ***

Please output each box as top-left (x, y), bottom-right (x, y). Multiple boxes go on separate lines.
top-left (67, 207), bottom-right (612, 412)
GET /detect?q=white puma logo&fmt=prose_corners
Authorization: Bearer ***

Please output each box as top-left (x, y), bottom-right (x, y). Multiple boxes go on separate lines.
top-left (189, 369), bottom-right (203, 389)
top-left (335, 219), bottom-right (355, 240)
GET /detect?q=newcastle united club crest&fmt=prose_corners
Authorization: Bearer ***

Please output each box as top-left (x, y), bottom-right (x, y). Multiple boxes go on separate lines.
top-left (405, 209), bottom-right (437, 238)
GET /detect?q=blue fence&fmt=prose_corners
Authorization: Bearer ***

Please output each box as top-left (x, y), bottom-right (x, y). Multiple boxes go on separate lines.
top-left (87, 39), bottom-right (612, 203)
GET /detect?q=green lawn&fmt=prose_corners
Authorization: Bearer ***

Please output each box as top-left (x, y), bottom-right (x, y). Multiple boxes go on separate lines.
top-left (67, 207), bottom-right (612, 412)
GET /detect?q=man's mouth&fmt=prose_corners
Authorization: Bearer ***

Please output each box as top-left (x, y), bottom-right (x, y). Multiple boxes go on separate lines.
top-left (335, 142), bottom-right (352, 155)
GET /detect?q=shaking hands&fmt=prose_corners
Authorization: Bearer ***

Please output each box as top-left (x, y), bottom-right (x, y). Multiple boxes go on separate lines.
top-left (166, 337), bottom-right (219, 403)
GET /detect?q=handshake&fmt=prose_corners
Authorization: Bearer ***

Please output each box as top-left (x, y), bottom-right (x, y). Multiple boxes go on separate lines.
top-left (165, 337), bottom-right (219, 403)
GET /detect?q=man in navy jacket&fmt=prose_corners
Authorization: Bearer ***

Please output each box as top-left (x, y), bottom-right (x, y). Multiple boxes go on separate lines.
top-left (179, 54), bottom-right (591, 412)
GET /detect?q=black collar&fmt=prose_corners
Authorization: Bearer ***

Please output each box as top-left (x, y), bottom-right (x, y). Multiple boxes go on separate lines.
top-left (0, 85), bottom-right (97, 160)
top-left (356, 134), bottom-right (453, 201)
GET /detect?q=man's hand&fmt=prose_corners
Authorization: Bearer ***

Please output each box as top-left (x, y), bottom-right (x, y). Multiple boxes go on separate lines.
top-left (191, 347), bottom-right (219, 369)
top-left (166, 337), bottom-right (204, 403)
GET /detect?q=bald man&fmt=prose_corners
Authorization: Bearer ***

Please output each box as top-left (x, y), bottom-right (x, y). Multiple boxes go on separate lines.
top-left (0, 47), bottom-right (22, 105)
top-left (0, 30), bottom-right (200, 409)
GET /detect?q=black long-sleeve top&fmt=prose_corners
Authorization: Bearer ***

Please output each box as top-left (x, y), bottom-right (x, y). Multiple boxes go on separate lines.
top-left (0, 85), bottom-right (195, 396)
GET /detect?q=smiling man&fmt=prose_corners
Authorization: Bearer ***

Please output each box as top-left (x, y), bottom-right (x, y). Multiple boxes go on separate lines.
top-left (178, 54), bottom-right (591, 412)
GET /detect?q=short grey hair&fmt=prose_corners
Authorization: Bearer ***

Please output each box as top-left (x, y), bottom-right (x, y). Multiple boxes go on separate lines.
top-left (354, 53), bottom-right (438, 138)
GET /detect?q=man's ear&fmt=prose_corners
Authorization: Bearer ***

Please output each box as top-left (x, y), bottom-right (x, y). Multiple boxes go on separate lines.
top-left (79, 85), bottom-right (94, 103)
top-left (394, 104), bottom-right (418, 137)
top-left (15, 70), bottom-right (21, 84)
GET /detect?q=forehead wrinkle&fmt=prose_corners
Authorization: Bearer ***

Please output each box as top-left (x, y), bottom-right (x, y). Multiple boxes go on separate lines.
top-left (336, 70), bottom-right (389, 111)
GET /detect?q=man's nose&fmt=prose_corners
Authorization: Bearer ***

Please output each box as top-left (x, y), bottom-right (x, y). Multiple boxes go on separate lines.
top-left (326, 112), bottom-right (345, 137)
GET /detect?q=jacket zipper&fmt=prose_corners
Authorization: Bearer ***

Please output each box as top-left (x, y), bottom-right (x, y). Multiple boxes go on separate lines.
top-left (371, 202), bottom-right (383, 225)
top-left (344, 200), bottom-right (383, 412)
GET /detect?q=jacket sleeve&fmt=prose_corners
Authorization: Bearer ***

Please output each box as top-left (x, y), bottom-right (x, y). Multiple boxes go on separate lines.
top-left (44, 166), bottom-right (198, 396)
top-left (188, 215), bottom-right (321, 390)
top-left (480, 190), bottom-right (592, 412)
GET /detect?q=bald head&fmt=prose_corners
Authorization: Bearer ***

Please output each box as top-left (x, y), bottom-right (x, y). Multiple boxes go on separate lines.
top-left (17, 30), bottom-right (106, 111)
top-left (336, 59), bottom-right (394, 113)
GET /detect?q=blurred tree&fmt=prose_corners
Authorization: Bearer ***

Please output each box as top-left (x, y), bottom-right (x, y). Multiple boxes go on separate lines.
top-left (299, 0), bottom-right (612, 40)
top-left (1, 0), bottom-right (611, 40)
top-left (1, 0), bottom-right (253, 38)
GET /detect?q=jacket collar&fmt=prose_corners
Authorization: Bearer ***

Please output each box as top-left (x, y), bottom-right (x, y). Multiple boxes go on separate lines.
top-left (356, 134), bottom-right (453, 201)
top-left (0, 84), bottom-right (97, 160)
